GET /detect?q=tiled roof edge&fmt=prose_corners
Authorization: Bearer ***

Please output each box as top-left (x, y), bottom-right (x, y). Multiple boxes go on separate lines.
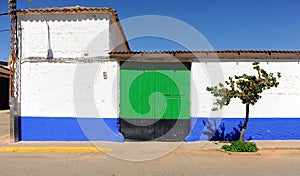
top-left (16, 6), bottom-right (116, 14)
top-left (110, 50), bottom-right (300, 54)
top-left (16, 6), bottom-right (130, 52)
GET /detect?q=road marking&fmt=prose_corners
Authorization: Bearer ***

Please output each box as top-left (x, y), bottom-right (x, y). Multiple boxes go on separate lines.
top-left (0, 147), bottom-right (112, 152)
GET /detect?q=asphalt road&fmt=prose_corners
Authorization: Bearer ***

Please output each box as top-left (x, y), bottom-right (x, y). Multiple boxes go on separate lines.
top-left (0, 149), bottom-right (300, 176)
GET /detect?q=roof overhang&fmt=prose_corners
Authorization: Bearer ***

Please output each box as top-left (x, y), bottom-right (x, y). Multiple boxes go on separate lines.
top-left (110, 50), bottom-right (300, 62)
top-left (0, 65), bottom-right (10, 79)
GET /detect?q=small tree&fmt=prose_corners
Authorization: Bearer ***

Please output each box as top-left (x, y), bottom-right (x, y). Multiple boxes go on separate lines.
top-left (206, 62), bottom-right (281, 141)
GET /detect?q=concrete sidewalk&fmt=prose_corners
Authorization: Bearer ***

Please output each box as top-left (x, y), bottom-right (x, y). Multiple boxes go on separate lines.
top-left (1, 137), bottom-right (300, 152)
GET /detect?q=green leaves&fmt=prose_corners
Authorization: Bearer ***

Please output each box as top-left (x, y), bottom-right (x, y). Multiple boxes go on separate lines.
top-left (206, 62), bottom-right (281, 110)
top-left (221, 141), bottom-right (259, 152)
top-left (277, 72), bottom-right (281, 78)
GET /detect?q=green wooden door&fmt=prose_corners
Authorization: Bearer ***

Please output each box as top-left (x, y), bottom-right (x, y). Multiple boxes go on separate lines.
top-left (120, 63), bottom-right (190, 141)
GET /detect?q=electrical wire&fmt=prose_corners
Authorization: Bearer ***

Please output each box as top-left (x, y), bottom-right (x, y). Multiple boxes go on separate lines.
top-left (0, 12), bottom-right (9, 16)
top-left (0, 29), bottom-right (10, 32)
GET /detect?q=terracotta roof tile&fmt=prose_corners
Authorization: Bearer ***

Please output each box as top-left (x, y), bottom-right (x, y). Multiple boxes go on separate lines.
top-left (110, 50), bottom-right (300, 62)
top-left (16, 6), bottom-right (116, 14)
top-left (110, 50), bottom-right (300, 55)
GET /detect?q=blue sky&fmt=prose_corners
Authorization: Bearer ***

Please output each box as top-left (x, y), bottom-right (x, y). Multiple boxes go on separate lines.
top-left (0, 0), bottom-right (300, 61)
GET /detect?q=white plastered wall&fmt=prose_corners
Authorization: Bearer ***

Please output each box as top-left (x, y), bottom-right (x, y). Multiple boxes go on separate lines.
top-left (21, 61), bottom-right (119, 118)
top-left (191, 62), bottom-right (300, 118)
top-left (18, 12), bottom-right (126, 118)
top-left (18, 13), bottom-right (111, 58)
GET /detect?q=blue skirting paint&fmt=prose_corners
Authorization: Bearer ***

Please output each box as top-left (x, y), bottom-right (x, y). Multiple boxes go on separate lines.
top-left (20, 116), bottom-right (300, 141)
top-left (185, 117), bottom-right (300, 142)
top-left (20, 116), bottom-right (124, 142)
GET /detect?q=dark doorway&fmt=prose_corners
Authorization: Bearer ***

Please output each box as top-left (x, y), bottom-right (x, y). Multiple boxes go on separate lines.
top-left (0, 77), bottom-right (9, 110)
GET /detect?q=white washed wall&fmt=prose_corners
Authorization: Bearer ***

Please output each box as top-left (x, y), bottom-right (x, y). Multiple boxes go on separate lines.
top-left (21, 61), bottom-right (119, 118)
top-left (18, 13), bottom-right (111, 58)
top-left (18, 12), bottom-right (128, 118)
top-left (191, 62), bottom-right (300, 118)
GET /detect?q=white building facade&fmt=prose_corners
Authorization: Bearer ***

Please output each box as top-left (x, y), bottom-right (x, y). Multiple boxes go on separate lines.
top-left (15, 7), bottom-right (300, 141)
top-left (17, 7), bottom-right (129, 141)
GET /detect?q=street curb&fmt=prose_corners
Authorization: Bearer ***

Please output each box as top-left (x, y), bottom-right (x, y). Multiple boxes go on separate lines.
top-left (260, 147), bottom-right (300, 150)
top-left (0, 147), bottom-right (112, 152)
top-left (217, 149), bottom-right (262, 156)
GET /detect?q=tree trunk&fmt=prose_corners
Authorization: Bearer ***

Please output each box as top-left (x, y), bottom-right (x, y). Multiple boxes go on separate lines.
top-left (239, 104), bottom-right (250, 141)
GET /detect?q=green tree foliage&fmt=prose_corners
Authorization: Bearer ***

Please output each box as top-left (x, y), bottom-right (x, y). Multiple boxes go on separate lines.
top-left (206, 62), bottom-right (281, 141)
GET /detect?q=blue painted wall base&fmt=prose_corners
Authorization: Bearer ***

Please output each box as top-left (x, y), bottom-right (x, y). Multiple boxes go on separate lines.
top-left (186, 117), bottom-right (300, 142)
top-left (20, 116), bottom-right (300, 141)
top-left (20, 117), bottom-right (124, 142)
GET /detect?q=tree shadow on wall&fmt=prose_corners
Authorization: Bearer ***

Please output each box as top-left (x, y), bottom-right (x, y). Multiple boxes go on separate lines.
top-left (202, 120), bottom-right (252, 142)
